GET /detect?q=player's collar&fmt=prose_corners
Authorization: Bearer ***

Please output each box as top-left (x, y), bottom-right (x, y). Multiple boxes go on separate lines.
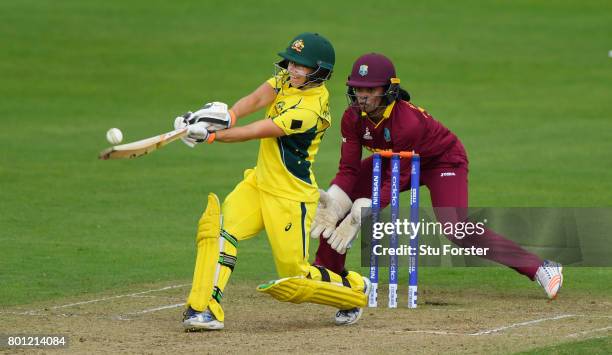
top-left (361, 101), bottom-right (396, 128)
top-left (283, 82), bottom-right (325, 96)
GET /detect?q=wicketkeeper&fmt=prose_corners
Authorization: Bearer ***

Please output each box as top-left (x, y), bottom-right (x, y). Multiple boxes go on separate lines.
top-left (177, 33), bottom-right (370, 331)
top-left (312, 53), bottom-right (563, 321)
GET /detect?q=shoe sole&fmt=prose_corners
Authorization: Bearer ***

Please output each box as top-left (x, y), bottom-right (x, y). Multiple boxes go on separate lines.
top-left (183, 321), bottom-right (224, 331)
top-left (537, 264), bottom-right (563, 300)
top-left (549, 265), bottom-right (563, 300)
top-left (337, 308), bottom-right (364, 326)
top-left (335, 277), bottom-right (371, 326)
top-left (346, 276), bottom-right (371, 324)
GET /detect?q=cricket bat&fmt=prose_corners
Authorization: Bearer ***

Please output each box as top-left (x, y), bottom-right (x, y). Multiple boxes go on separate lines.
top-left (98, 127), bottom-right (188, 160)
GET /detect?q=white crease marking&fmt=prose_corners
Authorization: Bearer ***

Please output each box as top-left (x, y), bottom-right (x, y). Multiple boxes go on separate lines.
top-left (403, 330), bottom-right (463, 335)
top-left (0, 284), bottom-right (190, 316)
top-left (51, 284), bottom-right (189, 309)
top-left (565, 326), bottom-right (612, 338)
top-left (126, 303), bottom-right (185, 315)
top-left (469, 314), bottom-right (576, 335)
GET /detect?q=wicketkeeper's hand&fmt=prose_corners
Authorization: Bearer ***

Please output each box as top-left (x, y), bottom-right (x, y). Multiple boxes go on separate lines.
top-left (310, 185), bottom-right (353, 239)
top-left (327, 198), bottom-right (372, 254)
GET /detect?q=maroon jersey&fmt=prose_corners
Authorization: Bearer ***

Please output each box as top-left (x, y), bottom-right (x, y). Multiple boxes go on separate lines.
top-left (318, 100), bottom-right (543, 280)
top-left (331, 100), bottom-right (468, 196)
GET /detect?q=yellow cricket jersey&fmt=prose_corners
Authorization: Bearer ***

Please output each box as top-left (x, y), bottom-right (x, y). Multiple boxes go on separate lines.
top-left (255, 71), bottom-right (331, 202)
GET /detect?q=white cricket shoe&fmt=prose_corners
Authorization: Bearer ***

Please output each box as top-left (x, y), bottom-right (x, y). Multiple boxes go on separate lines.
top-left (335, 276), bottom-right (372, 326)
top-left (535, 260), bottom-right (563, 299)
top-left (182, 307), bottom-right (224, 331)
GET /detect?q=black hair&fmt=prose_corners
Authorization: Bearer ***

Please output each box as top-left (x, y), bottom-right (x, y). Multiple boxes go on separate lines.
top-left (383, 84), bottom-right (410, 105)
top-left (398, 87), bottom-right (411, 101)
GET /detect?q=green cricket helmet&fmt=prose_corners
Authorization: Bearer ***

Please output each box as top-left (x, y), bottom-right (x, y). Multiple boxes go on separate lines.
top-left (277, 32), bottom-right (335, 83)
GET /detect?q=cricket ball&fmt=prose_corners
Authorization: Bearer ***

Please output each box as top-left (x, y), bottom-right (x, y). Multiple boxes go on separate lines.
top-left (106, 128), bottom-right (123, 145)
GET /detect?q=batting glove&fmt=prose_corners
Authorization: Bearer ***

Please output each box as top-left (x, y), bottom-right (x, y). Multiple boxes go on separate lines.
top-left (174, 112), bottom-right (197, 147)
top-left (187, 122), bottom-right (216, 144)
top-left (191, 102), bottom-right (236, 131)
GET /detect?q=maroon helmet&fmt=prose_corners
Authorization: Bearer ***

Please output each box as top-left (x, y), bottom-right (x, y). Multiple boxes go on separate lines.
top-left (346, 53), bottom-right (408, 113)
top-left (347, 53), bottom-right (396, 87)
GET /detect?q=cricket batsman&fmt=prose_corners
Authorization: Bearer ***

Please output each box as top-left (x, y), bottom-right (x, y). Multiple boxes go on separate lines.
top-left (176, 33), bottom-right (370, 331)
top-left (311, 53), bottom-right (563, 322)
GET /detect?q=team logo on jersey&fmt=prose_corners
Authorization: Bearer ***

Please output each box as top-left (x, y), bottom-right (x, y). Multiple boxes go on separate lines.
top-left (359, 65), bottom-right (368, 76)
top-left (363, 127), bottom-right (373, 140)
top-left (275, 101), bottom-right (285, 112)
top-left (291, 39), bottom-right (305, 53)
top-left (384, 128), bottom-right (391, 142)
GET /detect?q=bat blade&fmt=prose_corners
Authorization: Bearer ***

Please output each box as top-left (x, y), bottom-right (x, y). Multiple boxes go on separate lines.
top-left (98, 127), bottom-right (188, 160)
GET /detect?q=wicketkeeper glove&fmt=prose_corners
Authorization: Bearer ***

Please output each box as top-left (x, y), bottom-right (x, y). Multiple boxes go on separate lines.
top-left (327, 198), bottom-right (372, 254)
top-left (310, 185), bottom-right (353, 239)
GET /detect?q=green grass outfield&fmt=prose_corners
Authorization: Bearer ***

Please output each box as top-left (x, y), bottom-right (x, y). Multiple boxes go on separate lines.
top-left (1, 0), bottom-right (611, 331)
top-left (518, 336), bottom-right (612, 354)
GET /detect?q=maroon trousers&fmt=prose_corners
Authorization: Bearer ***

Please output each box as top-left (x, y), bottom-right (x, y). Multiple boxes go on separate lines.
top-left (314, 157), bottom-right (542, 280)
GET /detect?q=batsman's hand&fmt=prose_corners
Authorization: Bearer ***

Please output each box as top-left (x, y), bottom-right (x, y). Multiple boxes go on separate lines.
top-left (174, 112), bottom-right (197, 147)
top-left (327, 198), bottom-right (372, 254)
top-left (310, 185), bottom-right (353, 239)
top-left (187, 122), bottom-right (214, 143)
top-left (191, 102), bottom-right (236, 131)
